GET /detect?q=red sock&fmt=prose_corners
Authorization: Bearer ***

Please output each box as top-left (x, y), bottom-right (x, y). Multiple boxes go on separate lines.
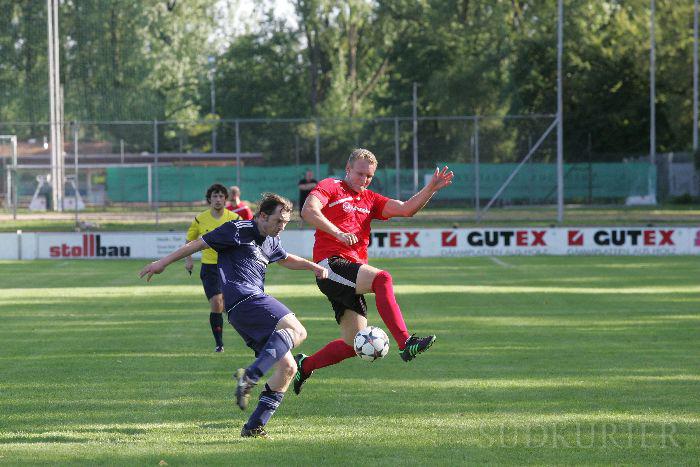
top-left (301, 339), bottom-right (356, 376)
top-left (372, 271), bottom-right (411, 349)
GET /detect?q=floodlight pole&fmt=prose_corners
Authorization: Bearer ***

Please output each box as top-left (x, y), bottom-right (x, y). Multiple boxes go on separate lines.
top-left (73, 122), bottom-right (79, 227)
top-left (11, 136), bottom-right (17, 220)
top-left (394, 117), bottom-right (400, 198)
top-left (209, 56), bottom-right (217, 154)
top-left (693, 0), bottom-right (698, 151)
top-left (235, 119), bottom-right (241, 186)
top-left (153, 120), bottom-right (159, 225)
top-left (412, 82), bottom-right (419, 193)
top-left (556, 0), bottom-right (564, 223)
top-left (314, 119), bottom-right (320, 180)
top-left (47, 0), bottom-right (64, 211)
top-left (649, 0), bottom-right (656, 165)
top-left (649, 0), bottom-right (656, 164)
top-left (474, 116), bottom-right (481, 221)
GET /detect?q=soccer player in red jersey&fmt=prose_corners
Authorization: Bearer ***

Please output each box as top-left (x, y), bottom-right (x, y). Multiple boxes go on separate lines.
top-left (294, 148), bottom-right (454, 394)
top-left (226, 185), bottom-right (254, 220)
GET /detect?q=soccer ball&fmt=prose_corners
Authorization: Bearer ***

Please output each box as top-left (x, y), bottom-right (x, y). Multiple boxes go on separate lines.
top-left (354, 326), bottom-right (390, 362)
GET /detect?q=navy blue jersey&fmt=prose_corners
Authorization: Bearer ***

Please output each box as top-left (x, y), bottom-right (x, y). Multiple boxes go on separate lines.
top-left (201, 219), bottom-right (288, 309)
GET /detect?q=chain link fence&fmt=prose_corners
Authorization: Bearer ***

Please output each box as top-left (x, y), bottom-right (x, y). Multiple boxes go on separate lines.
top-left (1, 115), bottom-right (664, 225)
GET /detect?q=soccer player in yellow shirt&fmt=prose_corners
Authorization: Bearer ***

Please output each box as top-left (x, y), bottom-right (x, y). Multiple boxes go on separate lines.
top-left (185, 183), bottom-right (240, 352)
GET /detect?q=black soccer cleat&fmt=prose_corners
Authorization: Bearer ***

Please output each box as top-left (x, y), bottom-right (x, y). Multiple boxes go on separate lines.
top-left (215, 345), bottom-right (224, 353)
top-left (293, 353), bottom-right (313, 395)
top-left (234, 368), bottom-right (257, 410)
top-left (400, 334), bottom-right (437, 362)
top-left (241, 425), bottom-right (270, 439)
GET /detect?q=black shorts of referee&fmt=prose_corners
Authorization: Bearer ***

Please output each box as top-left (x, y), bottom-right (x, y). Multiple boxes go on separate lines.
top-left (200, 263), bottom-right (222, 300)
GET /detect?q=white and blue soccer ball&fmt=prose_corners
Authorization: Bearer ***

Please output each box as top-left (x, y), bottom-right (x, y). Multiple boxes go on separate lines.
top-left (354, 326), bottom-right (390, 362)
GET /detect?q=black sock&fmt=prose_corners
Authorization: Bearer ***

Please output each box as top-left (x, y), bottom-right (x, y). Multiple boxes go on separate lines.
top-left (209, 312), bottom-right (224, 347)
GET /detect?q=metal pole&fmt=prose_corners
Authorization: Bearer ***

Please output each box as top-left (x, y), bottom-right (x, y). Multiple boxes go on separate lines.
top-left (58, 83), bottom-right (64, 211)
top-left (47, 0), bottom-right (58, 212)
top-left (314, 119), bottom-right (320, 180)
top-left (394, 117), bottom-right (400, 198)
top-left (153, 120), bottom-right (159, 225)
top-left (588, 132), bottom-right (593, 203)
top-left (120, 139), bottom-right (125, 164)
top-left (11, 136), bottom-right (17, 220)
top-left (412, 82), bottom-right (419, 192)
top-left (649, 0), bottom-right (657, 202)
top-left (556, 0), bottom-right (564, 223)
top-left (235, 119), bottom-right (241, 186)
top-left (474, 116), bottom-right (480, 221)
top-left (295, 134), bottom-right (300, 168)
top-left (73, 123), bottom-right (78, 226)
top-left (209, 56), bottom-right (217, 153)
top-left (650, 0), bottom-right (656, 166)
top-left (3, 156), bottom-right (8, 212)
top-left (3, 157), bottom-right (8, 214)
top-left (147, 164), bottom-right (152, 206)
top-left (694, 0), bottom-right (698, 151)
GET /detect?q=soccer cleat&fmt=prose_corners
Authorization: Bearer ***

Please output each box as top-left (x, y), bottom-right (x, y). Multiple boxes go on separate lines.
top-left (240, 425), bottom-right (270, 439)
top-left (215, 345), bottom-right (224, 353)
top-left (234, 368), bottom-right (257, 410)
top-left (400, 334), bottom-right (437, 362)
top-left (292, 353), bottom-right (313, 395)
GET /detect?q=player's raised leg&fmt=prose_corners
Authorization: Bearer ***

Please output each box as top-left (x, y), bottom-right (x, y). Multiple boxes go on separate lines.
top-left (356, 264), bottom-right (436, 362)
top-left (294, 309), bottom-right (363, 395)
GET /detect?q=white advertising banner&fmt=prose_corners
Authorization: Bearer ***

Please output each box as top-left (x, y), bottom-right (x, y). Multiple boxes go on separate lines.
top-left (33, 232), bottom-right (199, 260)
top-left (365, 227), bottom-right (700, 257)
top-left (0, 227), bottom-right (698, 260)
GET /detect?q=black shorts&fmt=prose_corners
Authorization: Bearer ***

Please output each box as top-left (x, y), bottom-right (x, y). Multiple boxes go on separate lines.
top-left (316, 256), bottom-right (367, 324)
top-left (200, 263), bottom-right (222, 300)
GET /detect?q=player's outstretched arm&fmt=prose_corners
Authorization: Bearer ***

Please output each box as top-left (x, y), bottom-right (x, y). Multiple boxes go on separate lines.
top-left (381, 166), bottom-right (454, 219)
top-left (301, 194), bottom-right (358, 246)
top-left (278, 254), bottom-right (329, 279)
top-left (139, 238), bottom-right (207, 282)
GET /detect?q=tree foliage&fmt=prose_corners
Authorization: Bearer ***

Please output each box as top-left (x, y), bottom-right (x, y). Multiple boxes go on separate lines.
top-left (1, 0), bottom-right (698, 162)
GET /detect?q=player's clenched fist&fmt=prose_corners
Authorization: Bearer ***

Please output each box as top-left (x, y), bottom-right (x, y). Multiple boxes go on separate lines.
top-left (335, 231), bottom-right (358, 246)
top-left (313, 264), bottom-right (329, 280)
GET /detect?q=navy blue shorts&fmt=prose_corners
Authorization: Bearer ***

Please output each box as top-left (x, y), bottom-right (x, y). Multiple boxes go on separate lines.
top-left (200, 263), bottom-right (222, 300)
top-left (227, 294), bottom-right (292, 354)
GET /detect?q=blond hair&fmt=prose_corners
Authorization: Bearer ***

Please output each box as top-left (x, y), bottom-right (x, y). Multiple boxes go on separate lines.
top-left (347, 148), bottom-right (378, 167)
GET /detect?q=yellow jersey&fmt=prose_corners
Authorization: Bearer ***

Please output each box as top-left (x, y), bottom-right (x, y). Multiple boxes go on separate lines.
top-left (186, 208), bottom-right (241, 264)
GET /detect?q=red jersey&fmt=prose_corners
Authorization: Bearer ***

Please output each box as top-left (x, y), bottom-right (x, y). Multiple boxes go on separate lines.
top-left (309, 178), bottom-right (389, 264)
top-left (226, 201), bottom-right (253, 220)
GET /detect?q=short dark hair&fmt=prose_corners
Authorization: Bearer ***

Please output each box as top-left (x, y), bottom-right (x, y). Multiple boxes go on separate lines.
top-left (206, 183), bottom-right (228, 204)
top-left (256, 192), bottom-right (292, 216)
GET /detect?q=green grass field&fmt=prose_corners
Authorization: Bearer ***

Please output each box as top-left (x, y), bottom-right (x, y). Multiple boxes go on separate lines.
top-left (1, 257), bottom-right (699, 465)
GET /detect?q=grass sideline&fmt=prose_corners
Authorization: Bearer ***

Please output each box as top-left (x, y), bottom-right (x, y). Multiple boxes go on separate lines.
top-left (1, 257), bottom-right (699, 465)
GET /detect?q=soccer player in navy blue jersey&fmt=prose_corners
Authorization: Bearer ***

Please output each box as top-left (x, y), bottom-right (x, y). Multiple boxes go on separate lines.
top-left (139, 193), bottom-right (328, 438)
